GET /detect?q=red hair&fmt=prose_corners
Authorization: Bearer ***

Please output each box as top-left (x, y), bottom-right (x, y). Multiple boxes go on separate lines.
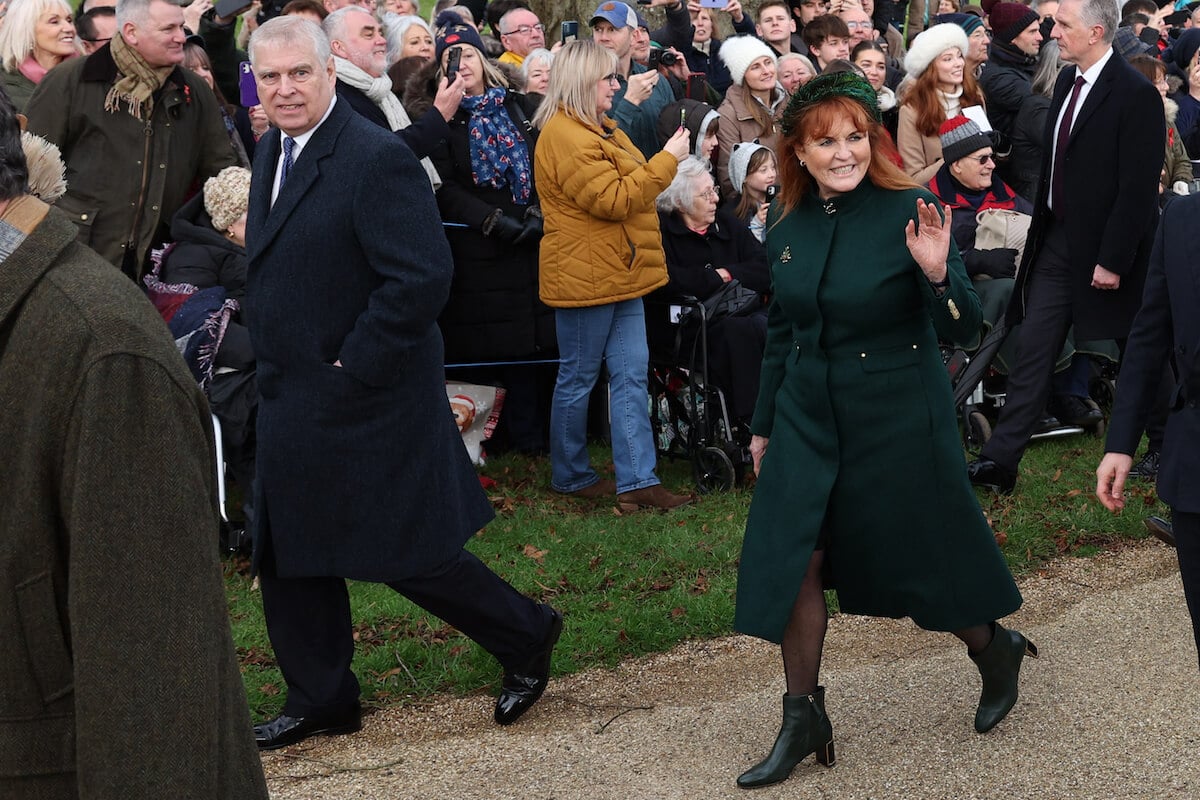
top-left (774, 96), bottom-right (917, 220)
top-left (902, 56), bottom-right (985, 137)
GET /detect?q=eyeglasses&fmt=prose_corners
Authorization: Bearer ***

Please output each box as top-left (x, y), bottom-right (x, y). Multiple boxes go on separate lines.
top-left (600, 73), bottom-right (621, 84)
top-left (502, 23), bottom-right (545, 36)
top-left (967, 153), bottom-right (995, 165)
top-left (700, 185), bottom-right (720, 199)
top-left (844, 21), bottom-right (872, 28)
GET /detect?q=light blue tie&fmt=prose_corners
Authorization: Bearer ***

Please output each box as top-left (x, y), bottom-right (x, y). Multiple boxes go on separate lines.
top-left (280, 136), bottom-right (296, 186)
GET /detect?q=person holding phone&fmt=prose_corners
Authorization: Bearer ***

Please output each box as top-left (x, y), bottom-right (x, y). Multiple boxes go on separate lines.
top-left (646, 0), bottom-right (755, 99)
top-left (532, 39), bottom-right (694, 510)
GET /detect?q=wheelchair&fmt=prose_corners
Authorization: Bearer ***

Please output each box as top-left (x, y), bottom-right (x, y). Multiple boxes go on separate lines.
top-left (644, 296), bottom-right (753, 493)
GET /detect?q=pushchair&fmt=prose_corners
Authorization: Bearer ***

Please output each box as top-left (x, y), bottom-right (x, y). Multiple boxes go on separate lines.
top-left (644, 295), bottom-right (754, 493)
top-left (944, 319), bottom-right (1117, 450)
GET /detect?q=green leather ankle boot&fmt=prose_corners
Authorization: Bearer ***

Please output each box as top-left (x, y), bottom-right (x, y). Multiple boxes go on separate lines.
top-left (971, 623), bottom-right (1038, 733)
top-left (736, 688), bottom-right (835, 789)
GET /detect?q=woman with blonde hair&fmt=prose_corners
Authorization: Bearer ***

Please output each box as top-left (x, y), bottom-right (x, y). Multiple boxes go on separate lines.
top-left (531, 39), bottom-right (694, 510)
top-left (0, 0), bottom-right (80, 111)
top-left (896, 22), bottom-right (987, 184)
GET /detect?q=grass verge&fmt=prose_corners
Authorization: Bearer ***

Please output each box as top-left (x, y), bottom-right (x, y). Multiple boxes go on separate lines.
top-left (225, 434), bottom-right (1165, 718)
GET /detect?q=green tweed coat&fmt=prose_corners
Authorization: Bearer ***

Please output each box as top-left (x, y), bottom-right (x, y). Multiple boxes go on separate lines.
top-left (0, 205), bottom-right (267, 798)
top-left (734, 179), bottom-right (1023, 643)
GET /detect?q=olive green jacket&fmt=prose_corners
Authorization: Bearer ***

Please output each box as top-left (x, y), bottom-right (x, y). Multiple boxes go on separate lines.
top-left (0, 204), bottom-right (267, 799)
top-left (24, 43), bottom-right (236, 278)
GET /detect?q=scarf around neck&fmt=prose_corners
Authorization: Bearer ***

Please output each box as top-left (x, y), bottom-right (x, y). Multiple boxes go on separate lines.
top-left (334, 56), bottom-right (441, 189)
top-left (461, 87), bottom-right (532, 205)
top-left (106, 33), bottom-right (173, 120)
top-left (939, 85), bottom-right (963, 120)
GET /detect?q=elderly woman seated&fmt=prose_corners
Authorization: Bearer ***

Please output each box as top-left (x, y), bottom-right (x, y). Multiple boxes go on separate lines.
top-left (649, 156), bottom-right (770, 430)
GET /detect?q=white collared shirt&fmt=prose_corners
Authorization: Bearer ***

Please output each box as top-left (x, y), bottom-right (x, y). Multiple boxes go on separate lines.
top-left (1048, 46), bottom-right (1114, 212)
top-left (270, 95), bottom-right (338, 206)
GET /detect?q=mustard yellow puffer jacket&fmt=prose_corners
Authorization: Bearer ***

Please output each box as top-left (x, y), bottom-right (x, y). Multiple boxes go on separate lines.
top-left (535, 110), bottom-right (679, 308)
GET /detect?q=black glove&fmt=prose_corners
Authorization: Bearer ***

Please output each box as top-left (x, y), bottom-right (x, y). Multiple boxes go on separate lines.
top-left (514, 214), bottom-right (543, 245)
top-left (963, 247), bottom-right (1018, 279)
top-left (488, 212), bottom-right (525, 242)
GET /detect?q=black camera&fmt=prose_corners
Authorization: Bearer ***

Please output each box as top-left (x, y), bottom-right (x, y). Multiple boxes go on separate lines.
top-left (648, 47), bottom-right (680, 69)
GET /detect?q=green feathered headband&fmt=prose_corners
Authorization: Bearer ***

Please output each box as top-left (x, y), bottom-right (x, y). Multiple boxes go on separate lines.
top-left (780, 72), bottom-right (882, 137)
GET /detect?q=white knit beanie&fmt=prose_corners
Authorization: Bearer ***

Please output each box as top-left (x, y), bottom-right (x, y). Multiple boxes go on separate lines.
top-left (903, 23), bottom-right (970, 79)
top-left (719, 35), bottom-right (777, 87)
top-left (727, 141), bottom-right (769, 194)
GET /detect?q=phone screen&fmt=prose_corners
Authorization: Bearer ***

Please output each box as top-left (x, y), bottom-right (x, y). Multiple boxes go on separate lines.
top-left (445, 47), bottom-right (461, 79)
top-left (561, 21), bottom-right (579, 44)
top-left (238, 61), bottom-right (259, 108)
top-left (686, 73), bottom-right (706, 102)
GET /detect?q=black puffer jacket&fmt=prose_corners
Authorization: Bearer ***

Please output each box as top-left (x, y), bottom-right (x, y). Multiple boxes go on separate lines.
top-left (977, 42), bottom-right (1037, 140)
top-left (404, 60), bottom-right (555, 363)
top-left (159, 192), bottom-right (254, 370)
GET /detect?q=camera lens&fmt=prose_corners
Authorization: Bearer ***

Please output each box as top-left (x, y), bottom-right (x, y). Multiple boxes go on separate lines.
top-left (661, 51), bottom-right (679, 65)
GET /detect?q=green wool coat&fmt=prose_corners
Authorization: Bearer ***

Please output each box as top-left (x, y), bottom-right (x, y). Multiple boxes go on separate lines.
top-left (0, 206), bottom-right (267, 798)
top-left (734, 179), bottom-right (1023, 644)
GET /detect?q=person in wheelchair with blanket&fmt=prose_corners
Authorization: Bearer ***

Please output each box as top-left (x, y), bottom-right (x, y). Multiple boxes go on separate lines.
top-left (649, 155), bottom-right (771, 437)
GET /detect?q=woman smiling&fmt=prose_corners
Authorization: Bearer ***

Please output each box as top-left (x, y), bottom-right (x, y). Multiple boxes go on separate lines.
top-left (0, 0), bottom-right (80, 111)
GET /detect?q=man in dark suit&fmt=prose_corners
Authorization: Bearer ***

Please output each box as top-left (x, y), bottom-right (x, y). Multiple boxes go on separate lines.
top-left (1097, 194), bottom-right (1200, 669)
top-left (243, 16), bottom-right (562, 750)
top-left (967, 0), bottom-right (1165, 494)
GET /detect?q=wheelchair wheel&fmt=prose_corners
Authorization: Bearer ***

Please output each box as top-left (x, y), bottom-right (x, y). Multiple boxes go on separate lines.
top-left (965, 409), bottom-right (992, 448)
top-left (694, 446), bottom-right (736, 494)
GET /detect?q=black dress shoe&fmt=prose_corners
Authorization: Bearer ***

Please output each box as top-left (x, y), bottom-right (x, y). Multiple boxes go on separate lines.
top-left (1048, 395), bottom-right (1104, 428)
top-left (494, 606), bottom-right (563, 726)
top-left (1129, 449), bottom-right (1160, 480)
top-left (967, 458), bottom-right (1017, 495)
top-left (1145, 516), bottom-right (1176, 548)
top-left (254, 702), bottom-right (362, 750)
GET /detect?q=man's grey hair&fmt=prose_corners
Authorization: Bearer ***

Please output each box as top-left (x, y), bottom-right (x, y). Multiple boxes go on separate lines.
top-left (323, 6), bottom-right (376, 46)
top-left (249, 14), bottom-right (332, 69)
top-left (498, 6), bottom-right (535, 34)
top-left (656, 156), bottom-right (714, 214)
top-left (115, 0), bottom-right (155, 30)
top-left (1076, 0), bottom-right (1119, 44)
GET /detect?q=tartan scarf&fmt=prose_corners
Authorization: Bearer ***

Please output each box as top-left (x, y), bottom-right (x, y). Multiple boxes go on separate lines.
top-left (105, 33), bottom-right (173, 121)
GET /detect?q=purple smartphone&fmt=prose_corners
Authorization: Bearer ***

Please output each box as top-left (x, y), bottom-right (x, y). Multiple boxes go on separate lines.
top-left (238, 61), bottom-right (259, 108)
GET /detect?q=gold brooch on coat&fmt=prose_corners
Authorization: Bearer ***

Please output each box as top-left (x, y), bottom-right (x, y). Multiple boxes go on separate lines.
top-left (780, 245), bottom-right (792, 263)
top-left (948, 299), bottom-right (960, 320)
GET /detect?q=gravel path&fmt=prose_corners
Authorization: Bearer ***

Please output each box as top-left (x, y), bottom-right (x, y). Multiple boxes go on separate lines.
top-left (260, 543), bottom-right (1199, 799)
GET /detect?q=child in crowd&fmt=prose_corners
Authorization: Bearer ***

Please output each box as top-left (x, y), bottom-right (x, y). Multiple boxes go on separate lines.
top-left (728, 142), bottom-right (778, 242)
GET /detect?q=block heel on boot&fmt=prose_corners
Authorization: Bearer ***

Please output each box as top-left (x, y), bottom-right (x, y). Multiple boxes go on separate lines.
top-left (737, 688), bottom-right (835, 790)
top-left (971, 623), bottom-right (1038, 734)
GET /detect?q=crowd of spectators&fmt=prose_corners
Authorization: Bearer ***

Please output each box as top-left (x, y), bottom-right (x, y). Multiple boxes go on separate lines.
top-left (7, 0), bottom-right (1199, 504)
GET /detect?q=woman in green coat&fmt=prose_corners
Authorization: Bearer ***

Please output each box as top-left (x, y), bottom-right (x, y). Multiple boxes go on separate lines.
top-left (734, 73), bottom-right (1036, 790)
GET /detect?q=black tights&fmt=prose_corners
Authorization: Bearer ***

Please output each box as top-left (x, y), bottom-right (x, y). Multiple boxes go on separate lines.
top-left (780, 550), bottom-right (994, 696)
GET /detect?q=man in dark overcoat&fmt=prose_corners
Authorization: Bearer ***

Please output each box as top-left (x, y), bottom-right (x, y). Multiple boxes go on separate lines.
top-left (967, 0), bottom-right (1165, 494)
top-left (244, 16), bottom-right (562, 750)
top-left (1097, 193), bottom-right (1200, 669)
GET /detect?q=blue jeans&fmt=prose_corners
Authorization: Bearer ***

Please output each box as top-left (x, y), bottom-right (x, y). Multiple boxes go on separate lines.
top-left (550, 299), bottom-right (660, 494)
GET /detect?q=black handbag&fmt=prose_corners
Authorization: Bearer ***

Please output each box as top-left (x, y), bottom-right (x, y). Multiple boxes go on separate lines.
top-left (690, 279), bottom-right (763, 324)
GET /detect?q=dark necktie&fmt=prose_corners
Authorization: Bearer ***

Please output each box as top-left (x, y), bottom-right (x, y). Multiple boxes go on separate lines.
top-left (1051, 75), bottom-right (1086, 221)
top-left (280, 136), bottom-right (296, 187)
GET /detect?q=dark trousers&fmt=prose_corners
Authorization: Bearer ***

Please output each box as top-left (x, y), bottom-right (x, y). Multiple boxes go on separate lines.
top-left (1173, 511), bottom-right (1200, 670)
top-left (982, 223), bottom-right (1077, 470)
top-left (259, 547), bottom-right (549, 716)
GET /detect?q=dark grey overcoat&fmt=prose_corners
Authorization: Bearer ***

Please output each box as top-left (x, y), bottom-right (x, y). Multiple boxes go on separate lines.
top-left (245, 98), bottom-right (494, 582)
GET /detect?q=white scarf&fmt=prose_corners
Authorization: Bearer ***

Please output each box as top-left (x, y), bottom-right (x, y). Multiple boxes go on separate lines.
top-left (334, 56), bottom-right (441, 189)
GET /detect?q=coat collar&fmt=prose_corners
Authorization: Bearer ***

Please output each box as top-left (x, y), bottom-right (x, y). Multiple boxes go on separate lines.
top-left (0, 206), bottom-right (78, 327)
top-left (247, 97), bottom-right (355, 262)
top-left (78, 42), bottom-right (189, 91)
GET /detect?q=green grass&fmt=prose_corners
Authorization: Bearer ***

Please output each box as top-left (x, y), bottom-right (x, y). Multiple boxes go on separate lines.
top-left (225, 434), bottom-right (1165, 718)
